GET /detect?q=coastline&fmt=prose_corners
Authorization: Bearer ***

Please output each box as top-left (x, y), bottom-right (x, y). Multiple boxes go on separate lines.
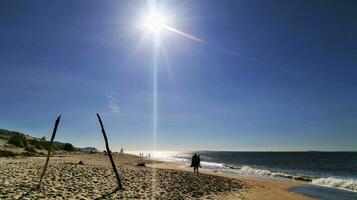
top-left (0, 153), bottom-right (313, 199)
top-left (147, 159), bottom-right (313, 200)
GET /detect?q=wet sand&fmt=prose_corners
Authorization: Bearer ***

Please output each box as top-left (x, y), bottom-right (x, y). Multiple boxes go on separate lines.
top-left (0, 153), bottom-right (312, 199)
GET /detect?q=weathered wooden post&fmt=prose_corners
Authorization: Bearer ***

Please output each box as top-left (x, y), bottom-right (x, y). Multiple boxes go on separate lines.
top-left (38, 115), bottom-right (61, 187)
top-left (96, 113), bottom-right (123, 189)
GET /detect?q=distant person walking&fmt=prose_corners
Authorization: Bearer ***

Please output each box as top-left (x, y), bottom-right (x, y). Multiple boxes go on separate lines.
top-left (196, 154), bottom-right (201, 173)
top-left (191, 153), bottom-right (201, 173)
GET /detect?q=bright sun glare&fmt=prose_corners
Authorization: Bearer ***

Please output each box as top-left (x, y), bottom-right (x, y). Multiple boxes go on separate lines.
top-left (144, 13), bottom-right (167, 34)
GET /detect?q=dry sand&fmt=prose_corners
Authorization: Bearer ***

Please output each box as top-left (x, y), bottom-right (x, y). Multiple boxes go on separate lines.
top-left (0, 153), bottom-right (313, 199)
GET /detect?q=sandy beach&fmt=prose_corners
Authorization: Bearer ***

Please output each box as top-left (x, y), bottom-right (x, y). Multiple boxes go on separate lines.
top-left (0, 153), bottom-right (312, 199)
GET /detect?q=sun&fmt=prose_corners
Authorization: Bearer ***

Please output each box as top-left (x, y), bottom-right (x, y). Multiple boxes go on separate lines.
top-left (144, 12), bottom-right (167, 34)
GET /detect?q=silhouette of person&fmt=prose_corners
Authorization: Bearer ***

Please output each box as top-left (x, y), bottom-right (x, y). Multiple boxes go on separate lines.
top-left (191, 153), bottom-right (199, 173)
top-left (196, 155), bottom-right (201, 173)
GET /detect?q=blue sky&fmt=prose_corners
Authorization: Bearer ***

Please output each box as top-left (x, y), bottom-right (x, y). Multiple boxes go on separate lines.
top-left (1, 0), bottom-right (357, 151)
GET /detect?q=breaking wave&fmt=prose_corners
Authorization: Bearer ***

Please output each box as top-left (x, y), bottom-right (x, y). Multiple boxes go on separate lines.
top-left (312, 177), bottom-right (357, 192)
top-left (204, 164), bottom-right (357, 192)
top-left (200, 161), bottom-right (225, 168)
top-left (239, 166), bottom-right (312, 182)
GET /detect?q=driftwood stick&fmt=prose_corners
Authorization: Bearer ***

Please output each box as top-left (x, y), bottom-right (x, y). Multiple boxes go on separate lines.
top-left (96, 113), bottom-right (123, 189)
top-left (38, 115), bottom-right (61, 187)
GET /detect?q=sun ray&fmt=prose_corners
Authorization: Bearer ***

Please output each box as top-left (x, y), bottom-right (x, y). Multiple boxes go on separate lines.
top-left (164, 25), bottom-right (204, 43)
top-left (164, 25), bottom-right (258, 61)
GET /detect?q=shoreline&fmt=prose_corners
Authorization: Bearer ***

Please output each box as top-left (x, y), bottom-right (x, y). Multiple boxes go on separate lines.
top-left (0, 153), bottom-right (313, 199)
top-left (147, 158), bottom-right (313, 200)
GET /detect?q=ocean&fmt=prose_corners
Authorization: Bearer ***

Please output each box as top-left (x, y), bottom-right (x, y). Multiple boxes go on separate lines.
top-left (139, 151), bottom-right (357, 195)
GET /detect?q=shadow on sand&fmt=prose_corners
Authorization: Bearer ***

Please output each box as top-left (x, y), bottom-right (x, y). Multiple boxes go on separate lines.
top-left (94, 187), bottom-right (124, 200)
top-left (17, 186), bottom-right (39, 200)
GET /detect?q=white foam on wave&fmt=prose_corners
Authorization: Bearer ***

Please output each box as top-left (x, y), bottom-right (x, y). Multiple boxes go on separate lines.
top-left (239, 166), bottom-right (312, 182)
top-left (240, 166), bottom-right (357, 192)
top-left (200, 161), bottom-right (225, 168)
top-left (240, 166), bottom-right (273, 176)
top-left (312, 177), bottom-right (357, 192)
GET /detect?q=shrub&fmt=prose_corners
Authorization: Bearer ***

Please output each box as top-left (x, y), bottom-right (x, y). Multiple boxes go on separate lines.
top-left (28, 139), bottom-right (46, 150)
top-left (25, 145), bottom-right (37, 153)
top-left (42, 142), bottom-right (57, 152)
top-left (63, 143), bottom-right (75, 151)
top-left (7, 134), bottom-right (27, 147)
top-left (0, 150), bottom-right (16, 157)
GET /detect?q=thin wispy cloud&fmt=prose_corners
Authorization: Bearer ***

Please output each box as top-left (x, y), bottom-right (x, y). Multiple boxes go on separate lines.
top-left (106, 92), bottom-right (120, 113)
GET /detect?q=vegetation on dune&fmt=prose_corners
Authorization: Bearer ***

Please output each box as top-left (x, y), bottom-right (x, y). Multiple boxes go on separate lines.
top-left (63, 143), bottom-right (75, 151)
top-left (0, 150), bottom-right (16, 157)
top-left (28, 139), bottom-right (46, 150)
top-left (0, 129), bottom-right (78, 157)
top-left (24, 145), bottom-right (37, 153)
top-left (7, 134), bottom-right (27, 147)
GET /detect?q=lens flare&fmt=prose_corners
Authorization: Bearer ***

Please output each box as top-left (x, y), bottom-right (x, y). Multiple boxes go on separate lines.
top-left (144, 13), bottom-right (167, 34)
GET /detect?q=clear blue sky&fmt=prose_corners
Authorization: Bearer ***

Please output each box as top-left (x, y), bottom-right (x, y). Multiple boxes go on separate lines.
top-left (1, 0), bottom-right (356, 151)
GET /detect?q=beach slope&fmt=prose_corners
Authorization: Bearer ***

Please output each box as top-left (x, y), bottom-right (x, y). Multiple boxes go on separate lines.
top-left (0, 154), bottom-right (311, 199)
